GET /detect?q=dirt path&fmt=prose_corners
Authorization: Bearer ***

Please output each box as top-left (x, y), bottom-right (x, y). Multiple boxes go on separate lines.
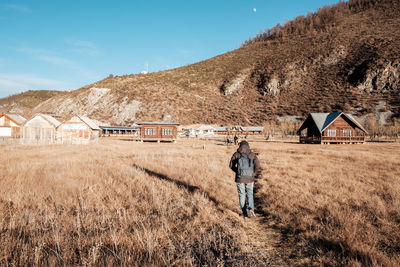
top-left (236, 200), bottom-right (308, 266)
top-left (240, 216), bottom-right (288, 266)
top-left (233, 148), bottom-right (309, 266)
top-left (228, 187), bottom-right (293, 265)
top-left (131, 158), bottom-right (302, 266)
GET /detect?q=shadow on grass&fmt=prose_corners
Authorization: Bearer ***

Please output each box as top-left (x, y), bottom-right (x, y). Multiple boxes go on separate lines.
top-left (132, 163), bottom-right (222, 209)
top-left (253, 179), bottom-right (375, 265)
top-left (252, 182), bottom-right (308, 262)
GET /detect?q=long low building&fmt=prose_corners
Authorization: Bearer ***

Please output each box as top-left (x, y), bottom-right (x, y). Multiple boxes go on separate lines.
top-left (240, 126), bottom-right (264, 135)
top-left (100, 125), bottom-right (139, 137)
top-left (195, 125), bottom-right (264, 136)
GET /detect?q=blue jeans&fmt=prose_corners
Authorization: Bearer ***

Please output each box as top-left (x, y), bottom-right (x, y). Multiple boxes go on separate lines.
top-left (236, 182), bottom-right (254, 215)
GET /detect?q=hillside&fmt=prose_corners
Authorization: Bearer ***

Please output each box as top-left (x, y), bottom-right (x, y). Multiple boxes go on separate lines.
top-left (1, 0), bottom-right (399, 125)
top-left (0, 90), bottom-right (64, 116)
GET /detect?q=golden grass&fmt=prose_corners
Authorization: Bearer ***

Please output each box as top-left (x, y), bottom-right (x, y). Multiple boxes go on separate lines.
top-left (0, 142), bottom-right (256, 266)
top-left (256, 141), bottom-right (400, 266)
top-left (1, 139), bottom-right (399, 266)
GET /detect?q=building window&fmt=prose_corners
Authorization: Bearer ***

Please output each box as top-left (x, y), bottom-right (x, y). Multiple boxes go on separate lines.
top-left (144, 128), bottom-right (156, 136)
top-left (343, 129), bottom-right (352, 136)
top-left (327, 129), bottom-right (336, 137)
top-left (162, 128), bottom-right (173, 136)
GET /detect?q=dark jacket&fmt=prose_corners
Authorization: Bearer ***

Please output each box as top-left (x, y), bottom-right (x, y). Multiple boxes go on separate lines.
top-left (229, 141), bottom-right (261, 183)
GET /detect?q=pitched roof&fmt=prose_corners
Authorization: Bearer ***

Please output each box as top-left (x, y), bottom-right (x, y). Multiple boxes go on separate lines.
top-left (213, 126), bottom-right (227, 131)
top-left (39, 113), bottom-right (61, 128)
top-left (100, 126), bottom-right (139, 130)
top-left (137, 121), bottom-right (180, 125)
top-left (298, 112), bottom-right (368, 134)
top-left (197, 125), bottom-right (214, 131)
top-left (78, 115), bottom-right (100, 130)
top-left (3, 113), bottom-right (26, 125)
top-left (310, 112), bottom-right (341, 132)
top-left (345, 113), bottom-right (368, 133)
top-left (240, 126), bottom-right (264, 132)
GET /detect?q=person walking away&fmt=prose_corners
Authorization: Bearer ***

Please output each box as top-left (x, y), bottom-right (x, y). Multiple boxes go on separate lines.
top-left (229, 141), bottom-right (260, 218)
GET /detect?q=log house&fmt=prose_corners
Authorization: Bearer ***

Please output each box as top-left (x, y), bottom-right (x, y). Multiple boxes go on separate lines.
top-left (297, 112), bottom-right (367, 144)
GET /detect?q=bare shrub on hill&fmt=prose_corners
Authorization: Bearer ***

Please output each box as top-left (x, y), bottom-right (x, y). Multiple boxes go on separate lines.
top-left (245, 0), bottom-right (400, 46)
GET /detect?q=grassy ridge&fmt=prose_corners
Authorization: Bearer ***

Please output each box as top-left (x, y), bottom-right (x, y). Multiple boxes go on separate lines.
top-left (0, 90), bottom-right (63, 116)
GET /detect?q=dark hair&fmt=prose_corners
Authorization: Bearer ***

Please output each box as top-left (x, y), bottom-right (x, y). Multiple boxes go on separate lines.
top-left (239, 140), bottom-right (249, 147)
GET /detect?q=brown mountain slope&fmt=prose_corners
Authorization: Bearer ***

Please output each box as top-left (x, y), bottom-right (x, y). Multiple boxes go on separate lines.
top-left (0, 90), bottom-right (64, 116)
top-left (1, 0), bottom-right (399, 125)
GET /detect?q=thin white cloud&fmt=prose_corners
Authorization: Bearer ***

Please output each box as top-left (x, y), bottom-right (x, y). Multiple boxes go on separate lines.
top-left (16, 46), bottom-right (79, 68)
top-left (0, 73), bottom-right (67, 97)
top-left (10, 45), bottom-right (101, 96)
top-left (38, 55), bottom-right (77, 67)
top-left (4, 4), bottom-right (31, 13)
top-left (0, 73), bottom-right (66, 88)
top-left (65, 38), bottom-right (99, 55)
top-left (66, 39), bottom-right (96, 49)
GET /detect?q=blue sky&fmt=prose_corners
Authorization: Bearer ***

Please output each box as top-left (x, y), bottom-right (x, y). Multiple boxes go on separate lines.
top-left (0, 0), bottom-right (340, 98)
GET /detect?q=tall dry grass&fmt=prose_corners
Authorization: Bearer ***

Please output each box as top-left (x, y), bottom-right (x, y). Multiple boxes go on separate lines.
top-left (256, 142), bottom-right (400, 266)
top-left (0, 142), bottom-right (257, 266)
top-left (118, 140), bottom-right (400, 266)
top-left (1, 140), bottom-right (399, 266)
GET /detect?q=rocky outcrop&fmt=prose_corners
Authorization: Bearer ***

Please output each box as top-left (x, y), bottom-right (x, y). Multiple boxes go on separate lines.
top-left (355, 61), bottom-right (400, 92)
top-left (262, 77), bottom-right (280, 96)
top-left (220, 73), bottom-right (247, 95)
top-left (33, 87), bottom-right (142, 125)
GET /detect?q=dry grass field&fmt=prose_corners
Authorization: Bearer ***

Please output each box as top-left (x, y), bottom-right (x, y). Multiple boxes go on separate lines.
top-left (0, 138), bottom-right (399, 266)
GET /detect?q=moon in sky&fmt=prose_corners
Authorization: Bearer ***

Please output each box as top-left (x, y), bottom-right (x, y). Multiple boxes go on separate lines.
top-left (253, 8), bottom-right (256, 12)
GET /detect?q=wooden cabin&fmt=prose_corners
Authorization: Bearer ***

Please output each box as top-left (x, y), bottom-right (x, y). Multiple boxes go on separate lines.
top-left (0, 113), bottom-right (26, 138)
top-left (297, 112), bottom-right (367, 144)
top-left (22, 113), bottom-right (61, 144)
top-left (58, 115), bottom-right (100, 144)
top-left (137, 122), bottom-right (179, 142)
